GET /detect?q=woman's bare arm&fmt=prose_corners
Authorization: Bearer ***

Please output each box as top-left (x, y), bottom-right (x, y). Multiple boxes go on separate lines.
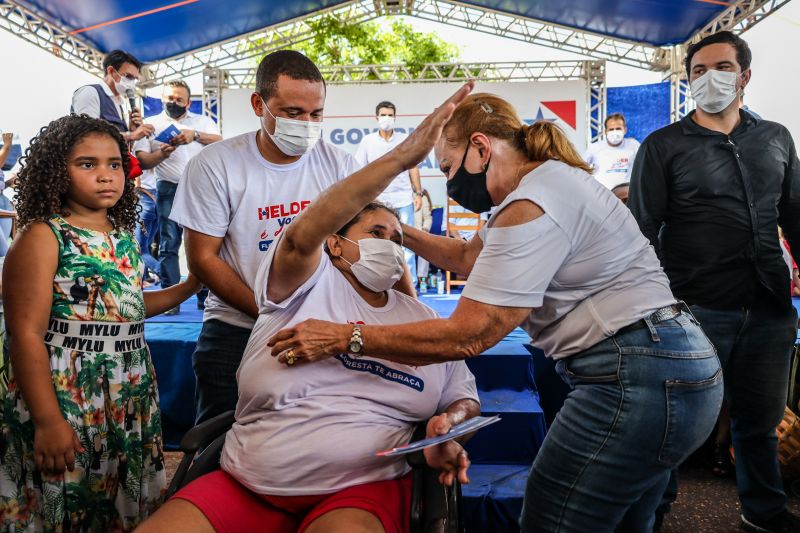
top-left (270, 296), bottom-right (531, 366)
top-left (401, 224), bottom-right (483, 276)
top-left (268, 200), bottom-right (545, 365)
top-left (4, 224), bottom-right (85, 473)
top-left (143, 274), bottom-right (201, 317)
top-left (268, 82), bottom-right (475, 304)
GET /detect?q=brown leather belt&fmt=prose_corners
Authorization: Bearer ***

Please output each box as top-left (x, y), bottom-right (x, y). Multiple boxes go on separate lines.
top-left (617, 303), bottom-right (687, 336)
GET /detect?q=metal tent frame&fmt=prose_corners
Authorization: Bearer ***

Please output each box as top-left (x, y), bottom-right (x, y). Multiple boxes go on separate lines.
top-left (0, 0), bottom-right (792, 124)
top-left (202, 59), bottom-right (606, 142)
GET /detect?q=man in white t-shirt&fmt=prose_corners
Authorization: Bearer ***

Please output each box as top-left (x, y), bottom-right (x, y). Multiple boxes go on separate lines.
top-left (354, 101), bottom-right (423, 284)
top-left (169, 51), bottom-right (360, 423)
top-left (583, 113), bottom-right (640, 190)
top-left (134, 79), bottom-right (221, 307)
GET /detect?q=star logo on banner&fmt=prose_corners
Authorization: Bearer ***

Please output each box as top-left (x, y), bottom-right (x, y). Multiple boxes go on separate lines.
top-left (529, 106), bottom-right (556, 124)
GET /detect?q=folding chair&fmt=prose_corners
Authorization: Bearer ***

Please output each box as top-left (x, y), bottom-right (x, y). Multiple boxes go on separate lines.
top-left (445, 199), bottom-right (483, 294)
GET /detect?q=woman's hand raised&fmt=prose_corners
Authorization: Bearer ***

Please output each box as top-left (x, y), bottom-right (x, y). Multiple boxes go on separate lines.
top-left (390, 81), bottom-right (474, 171)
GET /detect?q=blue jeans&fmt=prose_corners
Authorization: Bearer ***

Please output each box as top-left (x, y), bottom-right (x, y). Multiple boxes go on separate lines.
top-left (156, 180), bottom-right (182, 288)
top-left (0, 194), bottom-right (13, 256)
top-left (396, 203), bottom-right (417, 283)
top-left (192, 319), bottom-right (252, 424)
top-left (0, 194), bottom-right (13, 243)
top-left (520, 311), bottom-right (723, 532)
top-left (135, 188), bottom-right (159, 277)
top-left (690, 297), bottom-right (797, 523)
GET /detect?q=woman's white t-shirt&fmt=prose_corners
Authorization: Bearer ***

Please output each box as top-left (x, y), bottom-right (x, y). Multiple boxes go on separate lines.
top-left (463, 160), bottom-right (676, 360)
top-left (220, 243), bottom-right (479, 496)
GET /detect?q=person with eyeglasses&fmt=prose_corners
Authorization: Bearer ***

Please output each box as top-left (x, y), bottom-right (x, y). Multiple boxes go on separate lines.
top-left (70, 49), bottom-right (154, 143)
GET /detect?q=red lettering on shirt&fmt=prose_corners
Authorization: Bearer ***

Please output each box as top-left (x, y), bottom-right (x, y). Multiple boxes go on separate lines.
top-left (257, 200), bottom-right (313, 220)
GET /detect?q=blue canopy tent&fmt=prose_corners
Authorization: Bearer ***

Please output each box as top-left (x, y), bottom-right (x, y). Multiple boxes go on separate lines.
top-left (3, 0), bottom-right (790, 135)
top-left (9, 0), bottom-right (740, 62)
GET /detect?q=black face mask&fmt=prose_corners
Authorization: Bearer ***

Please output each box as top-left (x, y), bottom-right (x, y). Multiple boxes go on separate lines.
top-left (446, 145), bottom-right (494, 213)
top-left (164, 101), bottom-right (187, 119)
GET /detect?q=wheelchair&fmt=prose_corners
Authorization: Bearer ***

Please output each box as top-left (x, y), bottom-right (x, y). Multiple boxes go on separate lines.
top-left (166, 410), bottom-right (464, 533)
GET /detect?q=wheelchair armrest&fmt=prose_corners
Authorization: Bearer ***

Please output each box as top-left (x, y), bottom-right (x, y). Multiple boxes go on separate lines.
top-left (179, 410), bottom-right (236, 453)
top-left (407, 422), bottom-right (428, 469)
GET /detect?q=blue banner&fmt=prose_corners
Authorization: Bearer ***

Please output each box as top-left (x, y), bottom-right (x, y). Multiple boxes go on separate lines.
top-left (607, 82), bottom-right (671, 142)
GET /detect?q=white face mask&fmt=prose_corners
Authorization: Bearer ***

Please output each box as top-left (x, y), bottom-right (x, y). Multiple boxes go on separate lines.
top-left (339, 236), bottom-right (405, 292)
top-left (262, 99), bottom-right (323, 157)
top-left (113, 70), bottom-right (137, 95)
top-left (377, 116), bottom-right (395, 132)
top-left (691, 69), bottom-right (740, 114)
top-left (606, 130), bottom-right (625, 146)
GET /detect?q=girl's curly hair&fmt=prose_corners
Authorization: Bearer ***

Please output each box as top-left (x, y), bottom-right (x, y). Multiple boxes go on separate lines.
top-left (14, 114), bottom-right (139, 233)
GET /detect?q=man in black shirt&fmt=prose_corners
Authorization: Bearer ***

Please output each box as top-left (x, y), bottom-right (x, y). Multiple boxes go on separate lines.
top-left (630, 31), bottom-right (800, 533)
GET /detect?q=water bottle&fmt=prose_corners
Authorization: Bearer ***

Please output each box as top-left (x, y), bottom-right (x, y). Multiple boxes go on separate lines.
top-left (419, 276), bottom-right (427, 294)
top-left (428, 273), bottom-right (437, 292)
top-left (436, 272), bottom-right (444, 294)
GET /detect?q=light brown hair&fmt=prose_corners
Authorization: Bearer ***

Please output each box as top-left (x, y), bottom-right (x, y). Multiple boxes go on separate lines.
top-left (444, 93), bottom-right (591, 173)
top-left (604, 112), bottom-right (626, 128)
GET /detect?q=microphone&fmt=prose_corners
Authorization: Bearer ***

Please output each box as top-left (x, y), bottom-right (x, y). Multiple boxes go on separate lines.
top-left (125, 88), bottom-right (137, 111)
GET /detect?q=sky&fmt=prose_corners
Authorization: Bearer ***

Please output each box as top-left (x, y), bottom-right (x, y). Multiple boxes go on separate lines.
top-left (0, 1), bottom-right (799, 149)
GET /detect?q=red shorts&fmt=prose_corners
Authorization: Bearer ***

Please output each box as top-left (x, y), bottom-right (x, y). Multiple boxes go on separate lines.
top-left (172, 469), bottom-right (412, 533)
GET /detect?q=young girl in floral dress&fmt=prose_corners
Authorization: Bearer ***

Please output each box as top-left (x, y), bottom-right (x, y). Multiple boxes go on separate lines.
top-left (0, 115), bottom-right (200, 531)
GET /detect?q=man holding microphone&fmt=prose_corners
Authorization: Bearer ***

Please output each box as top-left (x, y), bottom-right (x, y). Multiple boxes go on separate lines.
top-left (70, 49), bottom-right (154, 143)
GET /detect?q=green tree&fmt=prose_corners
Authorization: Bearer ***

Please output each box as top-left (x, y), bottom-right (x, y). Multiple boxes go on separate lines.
top-left (252, 16), bottom-right (460, 78)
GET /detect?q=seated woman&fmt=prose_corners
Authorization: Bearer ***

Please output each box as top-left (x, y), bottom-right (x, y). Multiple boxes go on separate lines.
top-left (139, 85), bottom-right (479, 533)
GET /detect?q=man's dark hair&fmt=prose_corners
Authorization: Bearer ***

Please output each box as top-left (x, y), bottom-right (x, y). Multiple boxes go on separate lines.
top-left (255, 50), bottom-right (324, 100)
top-left (604, 113), bottom-right (626, 128)
top-left (376, 101), bottom-right (396, 116)
top-left (684, 30), bottom-right (752, 75)
top-left (103, 49), bottom-right (142, 72)
top-left (164, 79), bottom-right (191, 99)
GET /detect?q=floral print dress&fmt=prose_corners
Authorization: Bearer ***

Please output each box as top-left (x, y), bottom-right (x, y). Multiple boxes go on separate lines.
top-left (0, 215), bottom-right (165, 532)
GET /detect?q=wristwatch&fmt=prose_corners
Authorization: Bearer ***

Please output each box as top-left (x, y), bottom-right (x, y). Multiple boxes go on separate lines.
top-left (193, 131), bottom-right (201, 142)
top-left (348, 325), bottom-right (364, 357)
